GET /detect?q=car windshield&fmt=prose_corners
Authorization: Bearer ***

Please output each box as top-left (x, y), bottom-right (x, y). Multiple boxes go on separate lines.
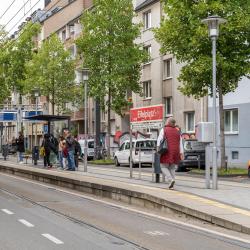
top-left (136, 140), bottom-right (156, 149)
top-left (88, 141), bottom-right (94, 148)
top-left (183, 140), bottom-right (205, 151)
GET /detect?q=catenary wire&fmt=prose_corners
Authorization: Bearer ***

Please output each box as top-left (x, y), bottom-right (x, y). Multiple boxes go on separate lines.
top-left (0, 0), bottom-right (17, 21)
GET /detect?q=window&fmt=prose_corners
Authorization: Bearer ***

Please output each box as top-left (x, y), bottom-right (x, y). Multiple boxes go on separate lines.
top-left (185, 112), bottom-right (195, 132)
top-left (143, 81), bottom-right (152, 99)
top-left (69, 24), bottom-right (74, 36)
top-left (119, 143), bottom-right (125, 151)
top-left (143, 45), bottom-right (151, 63)
top-left (143, 11), bottom-right (151, 30)
top-left (232, 151), bottom-right (239, 160)
top-left (62, 30), bottom-right (66, 41)
top-left (224, 109), bottom-right (238, 133)
top-left (165, 97), bottom-right (172, 116)
top-left (163, 59), bottom-right (172, 79)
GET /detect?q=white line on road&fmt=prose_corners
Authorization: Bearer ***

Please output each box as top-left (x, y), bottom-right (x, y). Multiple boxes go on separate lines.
top-left (18, 219), bottom-right (34, 228)
top-left (42, 234), bottom-right (64, 245)
top-left (144, 231), bottom-right (169, 236)
top-left (1, 209), bottom-right (14, 215)
top-left (2, 172), bottom-right (250, 245)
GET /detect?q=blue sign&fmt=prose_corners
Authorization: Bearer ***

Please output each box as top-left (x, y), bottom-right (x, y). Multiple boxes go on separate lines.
top-left (0, 112), bottom-right (17, 121)
top-left (24, 111), bottom-right (43, 118)
top-left (43, 125), bottom-right (48, 134)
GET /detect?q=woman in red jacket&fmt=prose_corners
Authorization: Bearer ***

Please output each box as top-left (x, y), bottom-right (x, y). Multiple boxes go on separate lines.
top-left (157, 117), bottom-right (184, 189)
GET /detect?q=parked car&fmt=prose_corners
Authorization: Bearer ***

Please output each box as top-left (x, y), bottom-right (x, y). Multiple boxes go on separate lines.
top-left (78, 139), bottom-right (95, 160)
top-left (178, 139), bottom-right (206, 171)
top-left (114, 139), bottom-right (156, 166)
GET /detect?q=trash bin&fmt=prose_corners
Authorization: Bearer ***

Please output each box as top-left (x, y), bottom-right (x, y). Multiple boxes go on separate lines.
top-left (154, 152), bottom-right (162, 183)
top-left (32, 146), bottom-right (39, 165)
top-left (2, 144), bottom-right (9, 161)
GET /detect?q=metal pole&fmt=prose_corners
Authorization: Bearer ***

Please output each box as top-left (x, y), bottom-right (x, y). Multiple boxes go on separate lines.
top-left (212, 36), bottom-right (218, 190)
top-left (84, 80), bottom-right (88, 172)
top-left (129, 126), bottom-right (133, 178)
top-left (35, 97), bottom-right (38, 146)
top-left (139, 145), bottom-right (141, 179)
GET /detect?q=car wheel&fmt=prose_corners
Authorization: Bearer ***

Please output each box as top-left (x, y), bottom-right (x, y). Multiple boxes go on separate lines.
top-left (115, 157), bottom-right (120, 167)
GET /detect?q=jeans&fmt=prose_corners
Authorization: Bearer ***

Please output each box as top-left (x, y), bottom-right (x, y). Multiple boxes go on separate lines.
top-left (58, 151), bottom-right (63, 168)
top-left (18, 152), bottom-right (24, 162)
top-left (67, 150), bottom-right (75, 170)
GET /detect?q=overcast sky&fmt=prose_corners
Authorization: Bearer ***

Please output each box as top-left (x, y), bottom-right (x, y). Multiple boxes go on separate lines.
top-left (0, 0), bottom-right (44, 34)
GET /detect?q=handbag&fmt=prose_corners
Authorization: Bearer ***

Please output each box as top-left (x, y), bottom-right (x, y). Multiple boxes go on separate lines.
top-left (40, 146), bottom-right (45, 157)
top-left (158, 128), bottom-right (168, 155)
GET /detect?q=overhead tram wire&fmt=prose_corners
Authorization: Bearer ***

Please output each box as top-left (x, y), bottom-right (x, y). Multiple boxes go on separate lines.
top-left (2, 0), bottom-right (42, 39)
top-left (0, 0), bottom-right (17, 20)
top-left (0, 0), bottom-right (33, 33)
top-left (1, 0), bottom-right (62, 51)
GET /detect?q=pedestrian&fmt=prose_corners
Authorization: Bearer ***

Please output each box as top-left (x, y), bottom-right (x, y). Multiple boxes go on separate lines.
top-left (63, 129), bottom-right (76, 171)
top-left (16, 132), bottom-right (25, 164)
top-left (62, 140), bottom-right (68, 169)
top-left (157, 117), bottom-right (184, 189)
top-left (58, 136), bottom-right (65, 169)
top-left (73, 136), bottom-right (82, 170)
top-left (41, 134), bottom-right (52, 168)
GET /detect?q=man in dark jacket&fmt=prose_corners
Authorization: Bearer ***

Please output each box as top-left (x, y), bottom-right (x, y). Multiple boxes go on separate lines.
top-left (16, 132), bottom-right (25, 164)
top-left (63, 129), bottom-right (76, 171)
top-left (157, 117), bottom-right (184, 189)
top-left (73, 136), bottom-right (82, 169)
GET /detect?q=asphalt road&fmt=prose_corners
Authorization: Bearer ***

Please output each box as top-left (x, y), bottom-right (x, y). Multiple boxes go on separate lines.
top-left (0, 173), bottom-right (249, 250)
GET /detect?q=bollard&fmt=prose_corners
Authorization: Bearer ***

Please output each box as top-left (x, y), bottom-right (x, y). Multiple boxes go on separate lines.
top-left (32, 146), bottom-right (39, 165)
top-left (248, 160), bottom-right (250, 178)
top-left (153, 152), bottom-right (161, 183)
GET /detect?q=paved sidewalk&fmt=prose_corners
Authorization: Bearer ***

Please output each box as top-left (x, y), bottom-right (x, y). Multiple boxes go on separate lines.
top-left (1, 157), bottom-right (250, 234)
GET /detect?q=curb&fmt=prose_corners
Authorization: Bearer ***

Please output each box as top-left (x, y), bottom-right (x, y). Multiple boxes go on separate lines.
top-left (0, 163), bottom-right (249, 235)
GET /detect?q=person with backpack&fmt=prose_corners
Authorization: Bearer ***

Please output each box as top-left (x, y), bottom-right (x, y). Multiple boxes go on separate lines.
top-left (157, 117), bottom-right (184, 189)
top-left (41, 134), bottom-right (52, 168)
top-left (73, 136), bottom-right (82, 169)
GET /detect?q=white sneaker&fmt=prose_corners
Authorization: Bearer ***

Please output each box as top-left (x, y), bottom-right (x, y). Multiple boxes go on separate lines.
top-left (169, 180), bottom-right (175, 189)
top-left (19, 161), bottom-right (24, 164)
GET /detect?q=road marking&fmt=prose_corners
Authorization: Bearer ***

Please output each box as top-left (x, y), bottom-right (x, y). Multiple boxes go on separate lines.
top-left (144, 231), bottom-right (169, 236)
top-left (1, 209), bottom-right (14, 215)
top-left (1, 172), bottom-right (250, 245)
top-left (42, 234), bottom-right (64, 244)
top-left (18, 219), bottom-right (34, 228)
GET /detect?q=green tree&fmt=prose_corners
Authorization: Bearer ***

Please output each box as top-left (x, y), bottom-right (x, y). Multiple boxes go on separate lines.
top-left (5, 22), bottom-right (41, 95)
top-left (24, 34), bottom-right (78, 114)
top-left (77, 0), bottom-right (146, 157)
top-left (155, 0), bottom-right (250, 168)
top-left (0, 25), bottom-right (11, 104)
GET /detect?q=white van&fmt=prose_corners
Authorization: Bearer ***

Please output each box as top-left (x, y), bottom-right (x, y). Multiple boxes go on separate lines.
top-left (114, 139), bottom-right (156, 166)
top-left (78, 139), bottom-right (95, 160)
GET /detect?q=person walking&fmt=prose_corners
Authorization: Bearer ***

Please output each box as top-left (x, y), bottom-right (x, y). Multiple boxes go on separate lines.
top-left (16, 132), bottom-right (25, 164)
top-left (64, 129), bottom-right (76, 171)
top-left (157, 117), bottom-right (184, 189)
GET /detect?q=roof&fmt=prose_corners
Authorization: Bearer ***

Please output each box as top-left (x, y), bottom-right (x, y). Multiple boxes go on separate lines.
top-left (24, 114), bottom-right (70, 122)
top-left (135, 0), bottom-right (160, 12)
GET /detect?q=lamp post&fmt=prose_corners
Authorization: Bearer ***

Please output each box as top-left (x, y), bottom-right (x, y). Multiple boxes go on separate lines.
top-left (202, 15), bottom-right (226, 190)
top-left (33, 88), bottom-right (40, 165)
top-left (33, 88), bottom-right (40, 146)
top-left (82, 69), bottom-right (89, 172)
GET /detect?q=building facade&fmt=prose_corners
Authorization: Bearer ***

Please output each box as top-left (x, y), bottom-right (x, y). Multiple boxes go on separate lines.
top-left (133, 0), bottom-right (207, 139)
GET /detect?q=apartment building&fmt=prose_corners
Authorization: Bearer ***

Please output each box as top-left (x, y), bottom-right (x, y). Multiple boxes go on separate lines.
top-left (134, 0), bottom-right (207, 138)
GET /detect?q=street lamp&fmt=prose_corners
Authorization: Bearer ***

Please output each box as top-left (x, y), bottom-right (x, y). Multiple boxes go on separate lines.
top-left (82, 69), bottom-right (89, 172)
top-left (202, 15), bottom-right (227, 190)
top-left (33, 88), bottom-right (40, 165)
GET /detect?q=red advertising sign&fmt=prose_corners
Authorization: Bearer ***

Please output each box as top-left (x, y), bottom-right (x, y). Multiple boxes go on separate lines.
top-left (130, 105), bottom-right (164, 123)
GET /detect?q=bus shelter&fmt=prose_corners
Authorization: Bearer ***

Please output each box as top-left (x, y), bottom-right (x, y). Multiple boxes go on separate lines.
top-left (129, 105), bottom-right (164, 179)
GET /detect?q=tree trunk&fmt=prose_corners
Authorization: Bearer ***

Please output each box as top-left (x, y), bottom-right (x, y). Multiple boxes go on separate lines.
top-left (106, 88), bottom-right (111, 159)
top-left (218, 84), bottom-right (226, 169)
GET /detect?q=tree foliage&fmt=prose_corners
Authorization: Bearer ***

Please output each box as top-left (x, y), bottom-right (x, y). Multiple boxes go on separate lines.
top-left (5, 22), bottom-right (41, 94)
top-left (24, 34), bottom-right (79, 114)
top-left (77, 0), bottom-right (146, 114)
top-left (155, 0), bottom-right (250, 98)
